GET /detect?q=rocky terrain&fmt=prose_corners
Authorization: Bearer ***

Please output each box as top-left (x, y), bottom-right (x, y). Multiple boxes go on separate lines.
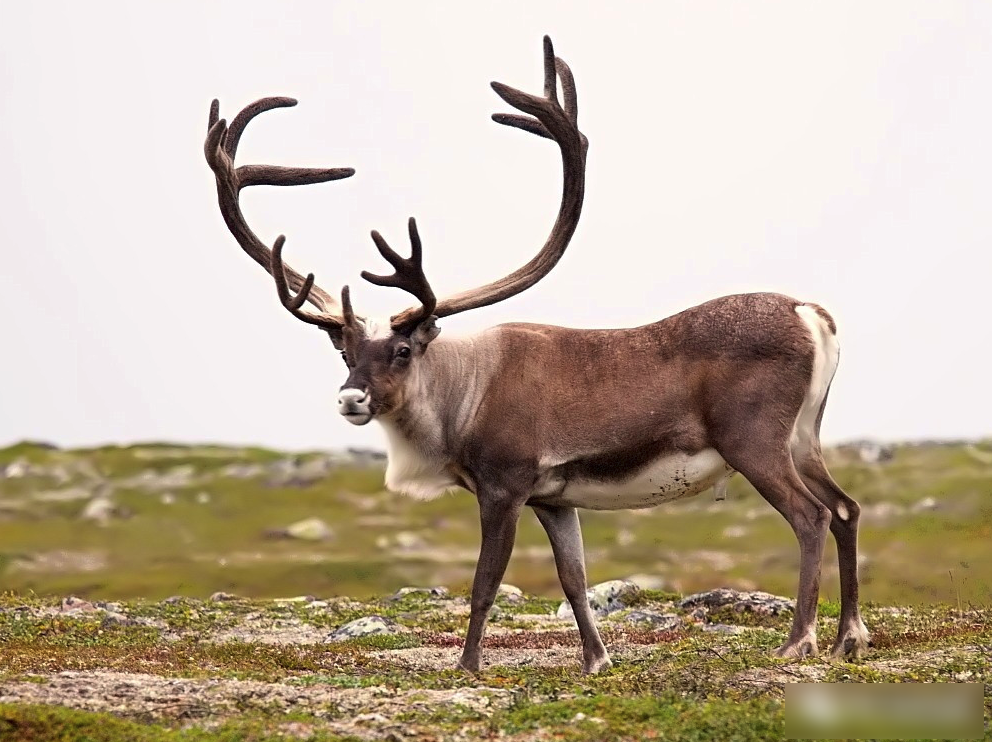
top-left (1, 583), bottom-right (989, 740)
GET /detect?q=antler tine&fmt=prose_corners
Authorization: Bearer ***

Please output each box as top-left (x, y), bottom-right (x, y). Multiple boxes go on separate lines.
top-left (361, 217), bottom-right (437, 330)
top-left (555, 58), bottom-right (578, 126)
top-left (542, 35), bottom-right (558, 104)
top-left (225, 97), bottom-right (296, 158)
top-left (205, 97), bottom-right (359, 330)
top-left (270, 235), bottom-right (343, 327)
top-left (418, 36), bottom-right (587, 320)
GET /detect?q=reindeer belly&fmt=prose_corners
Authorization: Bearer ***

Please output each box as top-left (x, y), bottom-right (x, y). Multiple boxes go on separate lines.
top-left (531, 449), bottom-right (732, 511)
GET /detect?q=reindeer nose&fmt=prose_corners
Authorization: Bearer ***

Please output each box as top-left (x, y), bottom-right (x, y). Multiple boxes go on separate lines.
top-left (338, 388), bottom-right (370, 408)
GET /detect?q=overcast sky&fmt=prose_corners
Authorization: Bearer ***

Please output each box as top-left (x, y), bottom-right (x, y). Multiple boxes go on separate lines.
top-left (2, 1), bottom-right (990, 452)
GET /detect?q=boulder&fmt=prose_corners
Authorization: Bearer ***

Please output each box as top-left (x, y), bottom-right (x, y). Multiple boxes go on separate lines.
top-left (325, 615), bottom-right (403, 642)
top-left (623, 611), bottom-right (681, 631)
top-left (678, 588), bottom-right (794, 616)
top-left (556, 579), bottom-right (641, 619)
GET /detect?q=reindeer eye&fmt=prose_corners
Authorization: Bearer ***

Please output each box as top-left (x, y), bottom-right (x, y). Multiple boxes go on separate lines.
top-left (395, 346), bottom-right (411, 360)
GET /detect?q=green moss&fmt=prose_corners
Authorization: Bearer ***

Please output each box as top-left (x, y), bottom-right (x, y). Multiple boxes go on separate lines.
top-left (0, 703), bottom-right (361, 742)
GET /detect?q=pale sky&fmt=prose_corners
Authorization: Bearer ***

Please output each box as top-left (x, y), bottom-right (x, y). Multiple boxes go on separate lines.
top-left (2, 1), bottom-right (990, 451)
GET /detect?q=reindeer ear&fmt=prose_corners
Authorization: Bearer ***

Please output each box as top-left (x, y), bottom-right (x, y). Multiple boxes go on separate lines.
top-left (410, 316), bottom-right (441, 349)
top-left (327, 327), bottom-right (345, 350)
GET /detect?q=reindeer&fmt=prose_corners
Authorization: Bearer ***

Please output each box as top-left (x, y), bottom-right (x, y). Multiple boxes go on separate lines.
top-left (203, 37), bottom-right (869, 673)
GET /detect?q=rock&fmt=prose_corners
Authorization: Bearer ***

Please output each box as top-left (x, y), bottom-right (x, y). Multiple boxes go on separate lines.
top-left (163, 596), bottom-right (186, 604)
top-left (31, 487), bottom-right (93, 503)
top-left (496, 584), bottom-right (525, 603)
top-left (266, 455), bottom-right (337, 488)
top-left (910, 496), bottom-right (938, 513)
top-left (354, 713), bottom-right (389, 725)
top-left (623, 611), bottom-right (681, 631)
top-left (325, 615), bottom-right (403, 641)
top-left (722, 525), bottom-right (748, 538)
top-left (391, 586), bottom-right (448, 600)
top-left (287, 517), bottom-right (333, 541)
top-left (160, 492), bottom-right (176, 505)
top-left (209, 592), bottom-right (238, 602)
top-left (60, 596), bottom-right (96, 613)
top-left (218, 462), bottom-right (266, 479)
top-left (615, 528), bottom-right (636, 547)
top-left (1, 458), bottom-right (30, 478)
top-left (556, 579), bottom-right (641, 619)
top-left (624, 573), bottom-right (669, 591)
top-left (101, 611), bottom-right (138, 627)
top-left (123, 465), bottom-right (196, 491)
top-left (195, 491), bottom-right (211, 505)
top-left (679, 588), bottom-right (794, 616)
top-left (393, 531), bottom-right (427, 552)
top-left (702, 623), bottom-right (747, 635)
top-left (79, 496), bottom-right (116, 525)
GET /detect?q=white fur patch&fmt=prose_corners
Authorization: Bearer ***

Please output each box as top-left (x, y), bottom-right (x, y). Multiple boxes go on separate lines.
top-left (361, 316), bottom-right (393, 341)
top-left (379, 421), bottom-right (458, 501)
top-left (836, 503), bottom-right (849, 521)
top-left (532, 449), bottom-right (732, 511)
top-left (791, 305), bottom-right (840, 453)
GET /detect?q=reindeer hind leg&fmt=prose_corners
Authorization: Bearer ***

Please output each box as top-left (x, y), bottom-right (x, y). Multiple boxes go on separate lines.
top-left (792, 392), bottom-right (870, 659)
top-left (718, 435), bottom-right (831, 659)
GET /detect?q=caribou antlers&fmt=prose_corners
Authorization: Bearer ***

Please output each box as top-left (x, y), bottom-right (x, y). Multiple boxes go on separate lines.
top-left (363, 218), bottom-right (437, 332)
top-left (206, 36), bottom-right (586, 336)
top-left (204, 97), bottom-right (355, 331)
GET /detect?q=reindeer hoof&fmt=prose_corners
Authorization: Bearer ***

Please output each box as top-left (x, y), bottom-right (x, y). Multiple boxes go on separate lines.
top-left (456, 658), bottom-right (481, 674)
top-left (830, 625), bottom-right (871, 660)
top-left (774, 637), bottom-right (818, 659)
top-left (582, 655), bottom-right (613, 675)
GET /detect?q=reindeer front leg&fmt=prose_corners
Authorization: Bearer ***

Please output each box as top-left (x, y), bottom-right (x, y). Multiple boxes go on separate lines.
top-left (458, 492), bottom-right (525, 673)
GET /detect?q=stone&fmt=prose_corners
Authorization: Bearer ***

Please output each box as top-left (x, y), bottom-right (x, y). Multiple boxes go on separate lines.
top-left (910, 496), bottom-right (938, 513)
top-left (678, 588), bottom-right (794, 616)
top-left (209, 591), bottom-right (238, 602)
top-left (101, 611), bottom-right (138, 627)
top-left (79, 496), bottom-right (116, 525)
top-left (160, 492), bottom-right (176, 505)
top-left (623, 611), bottom-right (681, 631)
top-left (325, 615), bottom-right (403, 642)
top-left (615, 528), bottom-right (636, 547)
top-left (60, 596), bottom-right (96, 613)
top-left (556, 579), bottom-right (641, 619)
top-left (393, 531), bottom-right (427, 551)
top-left (702, 623), bottom-right (747, 635)
top-left (195, 491), bottom-right (211, 505)
top-left (218, 462), bottom-right (266, 479)
top-left (286, 517), bottom-right (333, 541)
top-left (496, 584), bottom-right (525, 603)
